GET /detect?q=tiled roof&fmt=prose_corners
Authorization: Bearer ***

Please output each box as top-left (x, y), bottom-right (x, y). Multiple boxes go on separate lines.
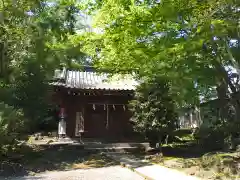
top-left (51, 70), bottom-right (138, 91)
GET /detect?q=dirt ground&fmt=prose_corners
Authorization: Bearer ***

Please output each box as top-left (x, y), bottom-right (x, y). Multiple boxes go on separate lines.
top-left (7, 166), bottom-right (145, 180)
top-left (0, 144), bottom-right (118, 177)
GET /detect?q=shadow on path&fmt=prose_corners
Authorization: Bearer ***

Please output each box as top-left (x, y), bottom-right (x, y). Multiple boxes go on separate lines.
top-left (105, 152), bottom-right (152, 169)
top-left (0, 144), bottom-right (118, 178)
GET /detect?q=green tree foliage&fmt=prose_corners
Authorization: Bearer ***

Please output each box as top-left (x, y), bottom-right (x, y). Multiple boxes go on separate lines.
top-left (130, 75), bottom-right (178, 146)
top-left (82, 0), bottom-right (239, 104)
top-left (0, 102), bottom-right (26, 154)
top-left (81, 0), bottom-right (240, 147)
top-left (0, 0), bottom-right (87, 138)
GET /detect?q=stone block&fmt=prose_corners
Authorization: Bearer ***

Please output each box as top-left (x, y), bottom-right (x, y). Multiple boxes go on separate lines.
top-left (237, 145), bottom-right (240, 152)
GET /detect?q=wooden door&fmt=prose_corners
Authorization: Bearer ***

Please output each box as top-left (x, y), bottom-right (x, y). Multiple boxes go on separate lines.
top-left (85, 104), bottom-right (107, 138)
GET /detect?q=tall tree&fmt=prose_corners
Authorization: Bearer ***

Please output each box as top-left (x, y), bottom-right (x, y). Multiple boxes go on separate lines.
top-left (82, 0), bottom-right (240, 107)
top-left (81, 0), bottom-right (240, 145)
top-left (0, 0), bottom-right (87, 131)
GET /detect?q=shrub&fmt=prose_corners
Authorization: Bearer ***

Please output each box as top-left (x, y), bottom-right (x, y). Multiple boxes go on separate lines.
top-left (0, 102), bottom-right (26, 155)
top-left (129, 76), bottom-right (178, 147)
top-left (194, 123), bottom-right (226, 150)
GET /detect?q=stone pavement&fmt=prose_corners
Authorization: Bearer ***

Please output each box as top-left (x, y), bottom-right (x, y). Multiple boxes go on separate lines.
top-left (5, 166), bottom-right (144, 180)
top-left (104, 152), bottom-right (202, 180)
top-left (135, 165), bottom-right (201, 180)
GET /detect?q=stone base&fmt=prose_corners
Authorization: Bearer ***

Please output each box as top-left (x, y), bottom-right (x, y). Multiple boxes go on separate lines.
top-left (58, 137), bottom-right (72, 142)
top-left (237, 145), bottom-right (240, 152)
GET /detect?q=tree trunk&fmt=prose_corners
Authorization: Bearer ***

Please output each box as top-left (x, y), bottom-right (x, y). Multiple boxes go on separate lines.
top-left (216, 82), bottom-right (228, 122)
top-left (164, 135), bottom-right (169, 145)
top-left (214, 59), bottom-right (240, 123)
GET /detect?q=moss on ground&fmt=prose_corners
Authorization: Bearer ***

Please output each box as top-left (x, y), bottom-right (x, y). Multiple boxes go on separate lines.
top-left (147, 151), bottom-right (240, 180)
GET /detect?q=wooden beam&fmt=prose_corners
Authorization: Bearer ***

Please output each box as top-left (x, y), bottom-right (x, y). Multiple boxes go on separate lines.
top-left (106, 104), bottom-right (109, 129)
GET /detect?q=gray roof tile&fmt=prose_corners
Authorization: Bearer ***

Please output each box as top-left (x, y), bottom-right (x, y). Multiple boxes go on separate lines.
top-left (51, 70), bottom-right (138, 91)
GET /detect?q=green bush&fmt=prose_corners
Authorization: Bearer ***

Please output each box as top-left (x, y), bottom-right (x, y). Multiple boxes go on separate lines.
top-left (129, 76), bottom-right (178, 147)
top-left (194, 123), bottom-right (226, 150)
top-left (0, 102), bottom-right (26, 154)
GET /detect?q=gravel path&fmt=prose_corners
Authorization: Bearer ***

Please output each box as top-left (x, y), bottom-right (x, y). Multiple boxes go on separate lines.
top-left (4, 166), bottom-right (144, 180)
